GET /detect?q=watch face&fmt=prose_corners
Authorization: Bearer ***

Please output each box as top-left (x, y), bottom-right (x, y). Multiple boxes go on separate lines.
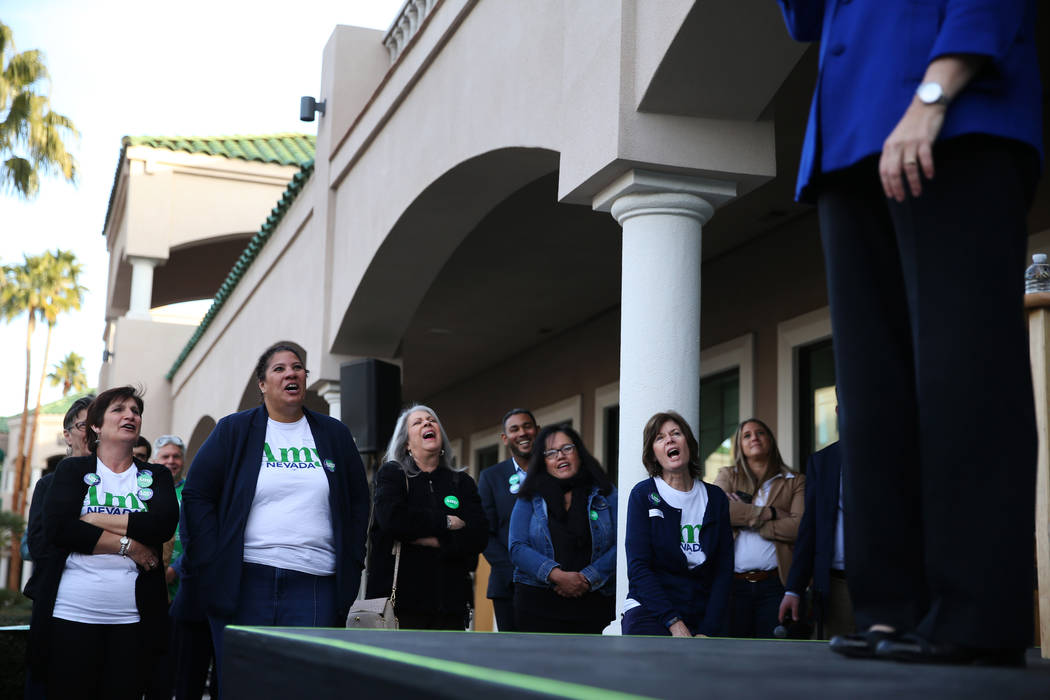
top-left (918, 82), bottom-right (943, 104)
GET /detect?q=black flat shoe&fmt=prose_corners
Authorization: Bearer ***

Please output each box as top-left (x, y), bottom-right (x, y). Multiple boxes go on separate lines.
top-left (875, 634), bottom-right (1026, 667)
top-left (829, 629), bottom-right (899, 658)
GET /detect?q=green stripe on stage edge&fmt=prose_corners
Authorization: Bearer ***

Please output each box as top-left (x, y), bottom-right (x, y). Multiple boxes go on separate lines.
top-left (229, 627), bottom-right (655, 700)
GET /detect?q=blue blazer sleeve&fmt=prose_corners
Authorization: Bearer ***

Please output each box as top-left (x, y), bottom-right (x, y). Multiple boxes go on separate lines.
top-left (777, 0), bottom-right (824, 42)
top-left (508, 497), bottom-right (558, 584)
top-left (624, 481), bottom-right (680, 629)
top-left (180, 417), bottom-right (231, 571)
top-left (929, 0), bottom-right (1030, 66)
top-left (580, 487), bottom-right (617, 590)
top-left (698, 486), bottom-right (734, 637)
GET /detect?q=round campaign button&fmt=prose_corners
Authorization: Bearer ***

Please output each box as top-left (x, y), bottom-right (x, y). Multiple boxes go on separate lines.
top-left (137, 474), bottom-right (153, 488)
top-left (444, 495), bottom-right (460, 509)
top-left (589, 510), bottom-right (599, 521)
top-left (649, 492), bottom-right (661, 505)
top-left (324, 459), bottom-right (336, 472)
top-left (138, 469), bottom-right (152, 478)
top-left (83, 473), bottom-right (101, 486)
top-left (137, 487), bottom-right (154, 501)
top-left (508, 473), bottom-right (520, 485)
top-left (509, 484), bottom-right (520, 495)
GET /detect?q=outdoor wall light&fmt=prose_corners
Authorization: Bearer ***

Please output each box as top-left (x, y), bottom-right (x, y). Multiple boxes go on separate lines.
top-left (300, 96), bottom-right (327, 122)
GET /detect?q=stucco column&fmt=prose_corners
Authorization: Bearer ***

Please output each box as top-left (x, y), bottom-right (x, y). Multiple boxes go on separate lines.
top-left (127, 256), bottom-right (161, 320)
top-left (314, 380), bottom-right (342, 419)
top-left (593, 170), bottom-right (734, 631)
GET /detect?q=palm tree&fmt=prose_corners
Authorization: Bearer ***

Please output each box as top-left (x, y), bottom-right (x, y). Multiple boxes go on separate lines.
top-left (1, 21), bottom-right (78, 198)
top-left (0, 249), bottom-right (84, 589)
top-left (48, 351), bottom-right (87, 396)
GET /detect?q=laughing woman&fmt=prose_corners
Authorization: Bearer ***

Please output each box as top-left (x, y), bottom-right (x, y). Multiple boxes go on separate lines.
top-left (509, 424), bottom-right (617, 634)
top-left (178, 343), bottom-right (370, 689)
top-left (29, 386), bottom-right (179, 700)
top-left (623, 411), bottom-right (733, 637)
top-left (366, 405), bottom-right (488, 629)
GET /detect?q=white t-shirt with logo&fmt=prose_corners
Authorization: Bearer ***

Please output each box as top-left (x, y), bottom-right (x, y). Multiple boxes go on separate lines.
top-left (53, 459), bottom-right (149, 624)
top-left (654, 476), bottom-right (709, 569)
top-left (734, 474), bottom-right (792, 572)
top-left (623, 476), bottom-right (711, 614)
top-left (242, 417), bottom-right (335, 576)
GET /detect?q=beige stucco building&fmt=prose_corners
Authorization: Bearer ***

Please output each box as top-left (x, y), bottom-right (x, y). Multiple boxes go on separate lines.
top-left (97, 0), bottom-right (1050, 629)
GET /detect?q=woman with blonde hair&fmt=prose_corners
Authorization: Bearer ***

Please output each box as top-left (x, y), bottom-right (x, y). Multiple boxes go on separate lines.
top-left (714, 418), bottom-right (805, 638)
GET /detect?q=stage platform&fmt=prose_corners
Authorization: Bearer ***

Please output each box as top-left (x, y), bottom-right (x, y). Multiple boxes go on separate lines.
top-left (224, 627), bottom-right (1050, 699)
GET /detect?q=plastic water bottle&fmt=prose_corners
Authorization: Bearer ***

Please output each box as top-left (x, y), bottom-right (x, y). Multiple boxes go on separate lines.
top-left (1025, 254), bottom-right (1050, 294)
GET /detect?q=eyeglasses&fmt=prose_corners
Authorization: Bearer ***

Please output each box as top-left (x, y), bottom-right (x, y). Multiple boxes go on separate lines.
top-left (71, 421), bottom-right (87, 432)
top-left (543, 444), bottom-right (577, 460)
top-left (155, 435), bottom-right (185, 450)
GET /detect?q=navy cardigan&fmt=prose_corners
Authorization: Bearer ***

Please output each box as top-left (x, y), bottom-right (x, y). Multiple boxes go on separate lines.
top-left (177, 405), bottom-right (370, 621)
top-left (625, 477), bottom-right (733, 636)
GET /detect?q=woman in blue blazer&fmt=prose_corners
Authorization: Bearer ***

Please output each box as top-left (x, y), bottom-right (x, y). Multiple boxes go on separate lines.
top-left (509, 424), bottom-right (616, 633)
top-left (778, 0), bottom-right (1042, 665)
top-left (623, 411), bottom-right (733, 637)
top-left (178, 343), bottom-right (370, 688)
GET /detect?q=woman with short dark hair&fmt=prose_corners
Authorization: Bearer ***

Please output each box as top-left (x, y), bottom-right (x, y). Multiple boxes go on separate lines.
top-left (28, 386), bottom-right (179, 699)
top-left (623, 410), bottom-right (733, 636)
top-left (714, 418), bottom-right (805, 638)
top-left (366, 405), bottom-right (487, 629)
top-left (178, 342), bottom-right (370, 689)
top-left (509, 424), bottom-right (617, 633)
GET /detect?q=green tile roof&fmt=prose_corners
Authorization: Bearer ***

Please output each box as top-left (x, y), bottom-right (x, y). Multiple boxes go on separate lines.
top-left (102, 133), bottom-right (315, 237)
top-left (124, 133), bottom-right (315, 166)
top-left (166, 161), bottom-right (315, 380)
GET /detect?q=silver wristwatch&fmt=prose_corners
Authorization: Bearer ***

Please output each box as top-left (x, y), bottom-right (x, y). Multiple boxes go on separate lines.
top-left (916, 81), bottom-right (949, 106)
top-left (119, 536), bottom-right (130, 557)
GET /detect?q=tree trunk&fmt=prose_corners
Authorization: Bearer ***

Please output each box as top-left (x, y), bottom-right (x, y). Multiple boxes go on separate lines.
top-left (8, 313), bottom-right (34, 591)
top-left (21, 321), bottom-right (54, 516)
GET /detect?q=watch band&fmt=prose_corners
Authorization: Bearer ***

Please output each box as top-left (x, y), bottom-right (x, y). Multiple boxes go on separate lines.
top-left (118, 536), bottom-right (130, 557)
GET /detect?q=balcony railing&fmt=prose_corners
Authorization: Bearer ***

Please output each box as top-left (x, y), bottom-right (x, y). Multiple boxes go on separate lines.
top-left (383, 0), bottom-right (438, 64)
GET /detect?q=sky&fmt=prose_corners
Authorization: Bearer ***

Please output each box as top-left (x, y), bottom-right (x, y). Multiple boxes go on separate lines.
top-left (0, 0), bottom-right (404, 417)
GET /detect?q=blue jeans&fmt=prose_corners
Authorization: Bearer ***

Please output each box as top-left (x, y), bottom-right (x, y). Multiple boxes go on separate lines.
top-left (729, 575), bottom-right (783, 638)
top-left (210, 563), bottom-right (337, 697)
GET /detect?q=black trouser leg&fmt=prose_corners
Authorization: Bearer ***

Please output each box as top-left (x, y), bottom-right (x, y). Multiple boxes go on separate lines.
top-left (491, 597), bottom-right (517, 632)
top-left (818, 136), bottom-right (1038, 647)
top-left (819, 165), bottom-right (928, 633)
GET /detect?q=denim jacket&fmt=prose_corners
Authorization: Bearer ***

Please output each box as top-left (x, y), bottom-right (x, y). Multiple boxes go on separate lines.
top-left (508, 485), bottom-right (617, 595)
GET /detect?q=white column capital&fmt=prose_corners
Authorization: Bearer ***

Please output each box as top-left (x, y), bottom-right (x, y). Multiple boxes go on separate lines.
top-left (126, 254), bottom-right (163, 268)
top-left (591, 169), bottom-right (737, 218)
top-left (314, 380), bottom-right (342, 419)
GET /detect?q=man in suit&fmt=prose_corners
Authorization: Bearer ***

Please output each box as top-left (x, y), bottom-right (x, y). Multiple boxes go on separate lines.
top-left (478, 408), bottom-right (538, 631)
top-left (777, 0), bottom-right (1042, 665)
top-left (778, 440), bottom-right (853, 640)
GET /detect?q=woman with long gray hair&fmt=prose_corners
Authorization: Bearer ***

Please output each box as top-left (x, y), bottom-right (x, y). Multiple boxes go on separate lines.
top-left (365, 405), bottom-right (487, 629)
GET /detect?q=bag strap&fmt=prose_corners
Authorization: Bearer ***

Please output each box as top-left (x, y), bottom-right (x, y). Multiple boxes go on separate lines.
top-left (388, 470), bottom-right (410, 606)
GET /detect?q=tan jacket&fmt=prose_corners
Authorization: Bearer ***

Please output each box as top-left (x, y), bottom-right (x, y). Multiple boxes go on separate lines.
top-left (713, 465), bottom-right (806, 585)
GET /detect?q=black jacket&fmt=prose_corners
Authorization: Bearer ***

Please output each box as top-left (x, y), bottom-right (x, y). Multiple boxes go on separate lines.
top-left (28, 455), bottom-right (179, 676)
top-left (22, 472), bottom-right (54, 600)
top-left (366, 462), bottom-right (487, 616)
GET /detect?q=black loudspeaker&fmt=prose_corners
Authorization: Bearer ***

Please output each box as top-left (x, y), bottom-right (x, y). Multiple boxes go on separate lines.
top-left (340, 359), bottom-right (402, 454)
